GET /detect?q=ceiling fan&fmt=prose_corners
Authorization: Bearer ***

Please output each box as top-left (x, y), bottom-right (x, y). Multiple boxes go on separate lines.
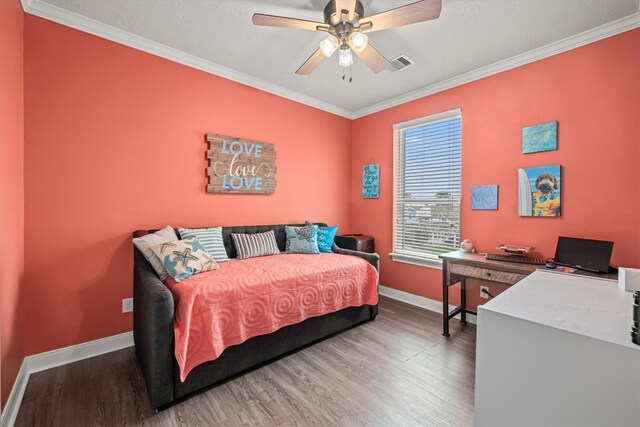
top-left (253, 0), bottom-right (442, 78)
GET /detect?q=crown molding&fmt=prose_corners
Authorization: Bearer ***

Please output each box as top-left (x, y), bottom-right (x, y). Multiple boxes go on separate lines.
top-left (351, 9), bottom-right (640, 119)
top-left (21, 0), bottom-right (353, 119)
top-left (21, 0), bottom-right (640, 121)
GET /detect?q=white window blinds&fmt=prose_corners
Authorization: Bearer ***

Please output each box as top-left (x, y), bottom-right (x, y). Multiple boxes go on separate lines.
top-left (392, 109), bottom-right (461, 266)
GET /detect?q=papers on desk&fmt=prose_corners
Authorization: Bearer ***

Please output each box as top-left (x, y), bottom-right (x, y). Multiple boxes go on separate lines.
top-left (536, 266), bottom-right (618, 283)
top-left (537, 265), bottom-right (577, 274)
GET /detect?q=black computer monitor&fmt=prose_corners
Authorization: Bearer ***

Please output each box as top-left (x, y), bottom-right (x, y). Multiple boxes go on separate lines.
top-left (553, 236), bottom-right (614, 273)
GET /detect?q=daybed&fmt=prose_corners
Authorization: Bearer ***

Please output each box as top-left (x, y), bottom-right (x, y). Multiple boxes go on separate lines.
top-left (132, 223), bottom-right (379, 409)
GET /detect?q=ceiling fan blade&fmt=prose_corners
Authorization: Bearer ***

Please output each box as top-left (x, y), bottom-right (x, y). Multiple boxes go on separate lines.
top-left (252, 13), bottom-right (328, 32)
top-left (354, 43), bottom-right (391, 74)
top-left (296, 49), bottom-right (327, 75)
top-left (334, 0), bottom-right (358, 20)
top-left (360, 0), bottom-right (442, 33)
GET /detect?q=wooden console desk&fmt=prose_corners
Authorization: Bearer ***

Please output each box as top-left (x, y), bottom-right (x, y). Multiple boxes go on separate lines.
top-left (439, 251), bottom-right (618, 336)
top-left (439, 251), bottom-right (537, 336)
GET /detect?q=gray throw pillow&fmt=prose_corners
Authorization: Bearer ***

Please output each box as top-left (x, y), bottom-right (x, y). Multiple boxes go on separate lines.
top-left (285, 225), bottom-right (320, 254)
top-left (231, 230), bottom-right (280, 259)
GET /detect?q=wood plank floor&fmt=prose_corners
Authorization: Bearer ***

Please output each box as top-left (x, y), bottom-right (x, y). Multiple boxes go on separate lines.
top-left (15, 297), bottom-right (476, 426)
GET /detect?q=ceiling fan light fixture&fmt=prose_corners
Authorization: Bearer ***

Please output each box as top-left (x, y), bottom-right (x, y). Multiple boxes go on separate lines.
top-left (348, 32), bottom-right (368, 53)
top-left (338, 47), bottom-right (353, 67)
top-left (319, 35), bottom-right (339, 57)
top-left (254, 0), bottom-right (443, 76)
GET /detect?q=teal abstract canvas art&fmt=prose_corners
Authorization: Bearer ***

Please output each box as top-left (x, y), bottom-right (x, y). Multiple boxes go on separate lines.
top-left (522, 121), bottom-right (558, 154)
top-left (470, 185), bottom-right (498, 210)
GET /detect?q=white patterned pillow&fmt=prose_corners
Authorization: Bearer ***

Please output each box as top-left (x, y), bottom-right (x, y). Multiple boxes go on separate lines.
top-left (132, 226), bottom-right (178, 281)
top-left (177, 227), bottom-right (230, 263)
top-left (151, 237), bottom-right (219, 282)
top-left (231, 230), bottom-right (280, 260)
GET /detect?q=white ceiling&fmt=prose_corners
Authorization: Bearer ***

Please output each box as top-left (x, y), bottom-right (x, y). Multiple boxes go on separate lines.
top-left (25, 0), bottom-right (640, 117)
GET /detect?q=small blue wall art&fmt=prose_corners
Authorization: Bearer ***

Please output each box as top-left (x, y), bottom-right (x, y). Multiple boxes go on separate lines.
top-left (470, 185), bottom-right (498, 210)
top-left (522, 121), bottom-right (558, 154)
top-left (362, 164), bottom-right (380, 199)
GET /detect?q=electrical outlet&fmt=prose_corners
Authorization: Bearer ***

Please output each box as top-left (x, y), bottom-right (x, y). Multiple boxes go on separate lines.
top-left (480, 286), bottom-right (490, 299)
top-left (122, 297), bottom-right (134, 313)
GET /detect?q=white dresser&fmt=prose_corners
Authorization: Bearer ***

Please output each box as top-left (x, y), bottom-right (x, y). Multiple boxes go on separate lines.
top-left (475, 270), bottom-right (640, 426)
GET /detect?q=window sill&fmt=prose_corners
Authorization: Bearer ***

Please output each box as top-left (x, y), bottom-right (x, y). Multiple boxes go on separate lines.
top-left (389, 252), bottom-right (443, 270)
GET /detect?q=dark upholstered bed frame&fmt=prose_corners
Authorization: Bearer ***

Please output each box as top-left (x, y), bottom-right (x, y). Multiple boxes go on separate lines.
top-left (133, 223), bottom-right (379, 409)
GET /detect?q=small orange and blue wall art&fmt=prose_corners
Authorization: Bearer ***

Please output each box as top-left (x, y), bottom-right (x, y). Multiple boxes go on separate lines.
top-left (518, 165), bottom-right (561, 217)
top-left (522, 121), bottom-right (558, 154)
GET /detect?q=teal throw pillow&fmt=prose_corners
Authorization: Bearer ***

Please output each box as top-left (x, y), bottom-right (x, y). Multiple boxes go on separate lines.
top-left (285, 225), bottom-right (320, 254)
top-left (316, 225), bottom-right (338, 253)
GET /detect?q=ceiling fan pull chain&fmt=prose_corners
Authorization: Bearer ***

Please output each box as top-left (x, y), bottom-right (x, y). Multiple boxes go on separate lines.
top-left (349, 65), bottom-right (353, 83)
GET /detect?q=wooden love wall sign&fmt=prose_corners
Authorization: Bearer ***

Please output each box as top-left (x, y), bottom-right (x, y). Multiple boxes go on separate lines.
top-left (205, 133), bottom-right (277, 194)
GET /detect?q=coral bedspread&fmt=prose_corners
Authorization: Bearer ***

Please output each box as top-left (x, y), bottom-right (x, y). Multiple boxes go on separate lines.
top-left (165, 253), bottom-right (378, 381)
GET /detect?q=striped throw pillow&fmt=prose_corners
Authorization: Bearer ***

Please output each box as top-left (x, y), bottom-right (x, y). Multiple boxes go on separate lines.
top-left (231, 230), bottom-right (280, 260)
top-left (177, 227), bottom-right (230, 263)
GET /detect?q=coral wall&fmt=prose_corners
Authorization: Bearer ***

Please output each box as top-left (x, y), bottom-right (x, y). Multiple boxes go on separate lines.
top-left (351, 29), bottom-right (640, 309)
top-left (23, 15), bottom-right (353, 355)
top-left (0, 0), bottom-right (25, 409)
top-left (19, 13), bottom-right (640, 358)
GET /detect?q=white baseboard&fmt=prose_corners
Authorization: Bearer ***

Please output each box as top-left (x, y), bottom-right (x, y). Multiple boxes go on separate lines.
top-left (379, 284), bottom-right (477, 325)
top-left (28, 331), bottom-right (134, 374)
top-left (0, 331), bottom-right (134, 427)
top-left (0, 360), bottom-right (29, 427)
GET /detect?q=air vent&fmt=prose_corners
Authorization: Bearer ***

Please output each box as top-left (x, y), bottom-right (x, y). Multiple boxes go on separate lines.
top-left (389, 55), bottom-right (415, 72)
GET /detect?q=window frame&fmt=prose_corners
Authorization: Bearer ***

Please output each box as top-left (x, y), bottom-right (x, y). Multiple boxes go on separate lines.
top-left (390, 108), bottom-right (462, 270)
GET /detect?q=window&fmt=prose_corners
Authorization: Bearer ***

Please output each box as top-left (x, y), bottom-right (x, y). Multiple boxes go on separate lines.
top-left (391, 108), bottom-right (461, 269)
